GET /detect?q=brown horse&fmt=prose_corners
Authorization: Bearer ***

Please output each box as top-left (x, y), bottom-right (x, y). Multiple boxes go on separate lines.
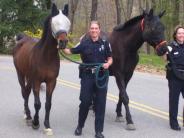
top-left (13, 3), bottom-right (70, 135)
top-left (109, 9), bottom-right (166, 130)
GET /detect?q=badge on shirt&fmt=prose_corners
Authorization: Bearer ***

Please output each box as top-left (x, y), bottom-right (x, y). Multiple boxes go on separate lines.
top-left (174, 52), bottom-right (179, 55)
top-left (99, 45), bottom-right (104, 52)
top-left (109, 43), bottom-right (112, 52)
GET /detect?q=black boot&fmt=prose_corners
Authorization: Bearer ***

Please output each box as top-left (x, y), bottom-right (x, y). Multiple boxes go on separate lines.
top-left (170, 121), bottom-right (181, 131)
top-left (170, 125), bottom-right (181, 131)
top-left (74, 126), bottom-right (82, 136)
top-left (95, 132), bottom-right (104, 138)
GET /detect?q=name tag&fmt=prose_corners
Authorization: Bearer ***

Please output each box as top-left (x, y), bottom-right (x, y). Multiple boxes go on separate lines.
top-left (174, 52), bottom-right (179, 55)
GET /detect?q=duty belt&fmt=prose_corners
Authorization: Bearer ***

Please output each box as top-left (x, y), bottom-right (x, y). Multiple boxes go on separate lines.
top-left (84, 67), bottom-right (97, 74)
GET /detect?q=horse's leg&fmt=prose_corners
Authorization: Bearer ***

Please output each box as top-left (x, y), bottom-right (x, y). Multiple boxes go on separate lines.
top-left (124, 72), bottom-right (136, 130)
top-left (43, 79), bottom-right (56, 136)
top-left (183, 106), bottom-right (184, 127)
top-left (115, 75), bottom-right (126, 122)
top-left (115, 74), bottom-right (135, 130)
top-left (17, 71), bottom-right (32, 125)
top-left (115, 90), bottom-right (124, 122)
top-left (24, 81), bottom-right (32, 125)
top-left (32, 80), bottom-right (41, 129)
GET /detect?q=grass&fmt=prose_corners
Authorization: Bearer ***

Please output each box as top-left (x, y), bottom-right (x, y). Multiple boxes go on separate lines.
top-left (60, 53), bottom-right (81, 61)
top-left (60, 52), bottom-right (166, 71)
top-left (138, 53), bottom-right (166, 70)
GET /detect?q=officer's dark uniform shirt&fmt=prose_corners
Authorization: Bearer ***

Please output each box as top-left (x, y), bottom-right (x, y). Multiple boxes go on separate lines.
top-left (70, 37), bottom-right (112, 64)
top-left (157, 41), bottom-right (184, 80)
top-left (167, 41), bottom-right (184, 68)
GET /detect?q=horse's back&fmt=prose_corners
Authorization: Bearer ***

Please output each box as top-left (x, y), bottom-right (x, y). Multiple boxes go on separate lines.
top-left (13, 35), bottom-right (38, 75)
top-left (109, 29), bottom-right (139, 76)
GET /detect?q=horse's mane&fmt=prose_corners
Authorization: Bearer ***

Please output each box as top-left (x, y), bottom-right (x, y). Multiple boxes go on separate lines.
top-left (114, 14), bottom-right (144, 31)
top-left (37, 14), bottom-right (52, 45)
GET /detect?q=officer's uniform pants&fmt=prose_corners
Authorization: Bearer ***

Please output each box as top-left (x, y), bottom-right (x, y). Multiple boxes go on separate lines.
top-left (168, 78), bottom-right (184, 127)
top-left (78, 74), bottom-right (107, 133)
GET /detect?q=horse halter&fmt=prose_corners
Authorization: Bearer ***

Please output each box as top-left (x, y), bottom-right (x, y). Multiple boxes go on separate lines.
top-left (140, 18), bottom-right (167, 50)
top-left (141, 18), bottom-right (144, 32)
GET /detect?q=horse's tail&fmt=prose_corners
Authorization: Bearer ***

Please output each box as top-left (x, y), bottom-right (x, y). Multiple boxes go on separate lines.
top-left (13, 33), bottom-right (28, 55)
top-left (16, 33), bottom-right (26, 41)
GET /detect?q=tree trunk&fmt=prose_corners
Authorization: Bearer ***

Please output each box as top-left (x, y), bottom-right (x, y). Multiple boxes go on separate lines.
top-left (90, 0), bottom-right (98, 21)
top-left (82, 0), bottom-right (90, 31)
top-left (183, 1), bottom-right (184, 25)
top-left (126, 0), bottom-right (134, 20)
top-left (46, 0), bottom-right (52, 9)
top-left (151, 0), bottom-right (156, 9)
top-left (145, 0), bottom-right (151, 54)
top-left (173, 0), bottom-right (180, 27)
top-left (69, 0), bottom-right (79, 33)
top-left (115, 0), bottom-right (121, 25)
top-left (0, 37), bottom-right (4, 52)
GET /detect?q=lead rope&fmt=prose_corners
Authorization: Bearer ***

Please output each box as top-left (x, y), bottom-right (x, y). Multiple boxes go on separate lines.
top-left (59, 51), bottom-right (109, 88)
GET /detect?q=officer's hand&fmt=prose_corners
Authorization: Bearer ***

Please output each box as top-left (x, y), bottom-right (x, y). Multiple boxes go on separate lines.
top-left (62, 48), bottom-right (72, 55)
top-left (156, 45), bottom-right (167, 56)
top-left (103, 63), bottom-right (110, 69)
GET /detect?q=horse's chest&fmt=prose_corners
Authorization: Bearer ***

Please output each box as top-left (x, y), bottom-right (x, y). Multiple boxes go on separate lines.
top-left (114, 53), bottom-right (138, 71)
top-left (33, 65), bottom-right (59, 81)
top-left (43, 66), bottom-right (58, 75)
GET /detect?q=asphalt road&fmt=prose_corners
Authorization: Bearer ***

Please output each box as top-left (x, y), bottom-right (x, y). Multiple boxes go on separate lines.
top-left (0, 55), bottom-right (184, 138)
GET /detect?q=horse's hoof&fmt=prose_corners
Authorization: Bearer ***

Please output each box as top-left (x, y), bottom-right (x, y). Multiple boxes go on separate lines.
top-left (126, 124), bottom-right (136, 130)
top-left (44, 128), bottom-right (53, 136)
top-left (32, 122), bottom-right (40, 129)
top-left (23, 115), bottom-right (32, 126)
top-left (26, 119), bottom-right (32, 126)
top-left (115, 116), bottom-right (125, 122)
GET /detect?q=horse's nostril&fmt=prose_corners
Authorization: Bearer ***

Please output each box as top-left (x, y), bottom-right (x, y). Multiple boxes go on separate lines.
top-left (58, 40), bottom-right (68, 49)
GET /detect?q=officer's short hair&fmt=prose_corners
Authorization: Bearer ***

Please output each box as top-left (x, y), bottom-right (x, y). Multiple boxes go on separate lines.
top-left (173, 25), bottom-right (184, 41)
top-left (90, 21), bottom-right (101, 29)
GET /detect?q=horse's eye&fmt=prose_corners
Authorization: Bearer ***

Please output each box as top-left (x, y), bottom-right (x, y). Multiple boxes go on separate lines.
top-left (151, 27), bottom-right (155, 31)
top-left (157, 25), bottom-right (164, 30)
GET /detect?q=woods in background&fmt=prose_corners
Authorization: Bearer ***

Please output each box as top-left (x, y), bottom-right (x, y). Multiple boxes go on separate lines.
top-left (0, 0), bottom-right (184, 54)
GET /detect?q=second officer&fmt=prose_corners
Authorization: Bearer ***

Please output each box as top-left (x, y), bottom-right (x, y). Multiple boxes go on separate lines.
top-left (62, 21), bottom-right (113, 138)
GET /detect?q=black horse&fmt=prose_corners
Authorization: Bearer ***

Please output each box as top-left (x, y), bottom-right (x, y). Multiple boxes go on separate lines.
top-left (13, 3), bottom-right (70, 135)
top-left (109, 9), bottom-right (166, 130)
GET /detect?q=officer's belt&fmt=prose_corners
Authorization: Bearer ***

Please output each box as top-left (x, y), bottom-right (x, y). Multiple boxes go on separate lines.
top-left (81, 67), bottom-right (104, 74)
top-left (167, 64), bottom-right (184, 71)
top-left (84, 67), bottom-right (97, 74)
top-left (168, 64), bottom-right (184, 80)
top-left (176, 68), bottom-right (184, 72)
top-left (176, 64), bottom-right (184, 70)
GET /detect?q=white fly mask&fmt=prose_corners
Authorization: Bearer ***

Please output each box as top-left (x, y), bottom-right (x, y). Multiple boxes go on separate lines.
top-left (51, 10), bottom-right (71, 38)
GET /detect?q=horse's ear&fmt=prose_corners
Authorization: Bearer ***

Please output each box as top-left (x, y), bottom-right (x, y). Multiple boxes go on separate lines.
top-left (62, 4), bottom-right (69, 16)
top-left (51, 3), bottom-right (59, 17)
top-left (142, 9), bottom-right (147, 16)
top-left (148, 8), bottom-right (154, 16)
top-left (158, 10), bottom-right (166, 18)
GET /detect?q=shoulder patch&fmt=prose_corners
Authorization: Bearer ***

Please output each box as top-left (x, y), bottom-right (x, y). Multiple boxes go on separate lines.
top-left (172, 41), bottom-right (179, 47)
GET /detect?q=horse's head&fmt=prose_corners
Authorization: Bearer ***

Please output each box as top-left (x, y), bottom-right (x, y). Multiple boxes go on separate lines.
top-left (50, 3), bottom-right (71, 49)
top-left (142, 9), bottom-right (167, 50)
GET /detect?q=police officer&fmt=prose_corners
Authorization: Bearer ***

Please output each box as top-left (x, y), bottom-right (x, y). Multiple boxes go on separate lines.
top-left (62, 21), bottom-right (113, 138)
top-left (157, 26), bottom-right (184, 131)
